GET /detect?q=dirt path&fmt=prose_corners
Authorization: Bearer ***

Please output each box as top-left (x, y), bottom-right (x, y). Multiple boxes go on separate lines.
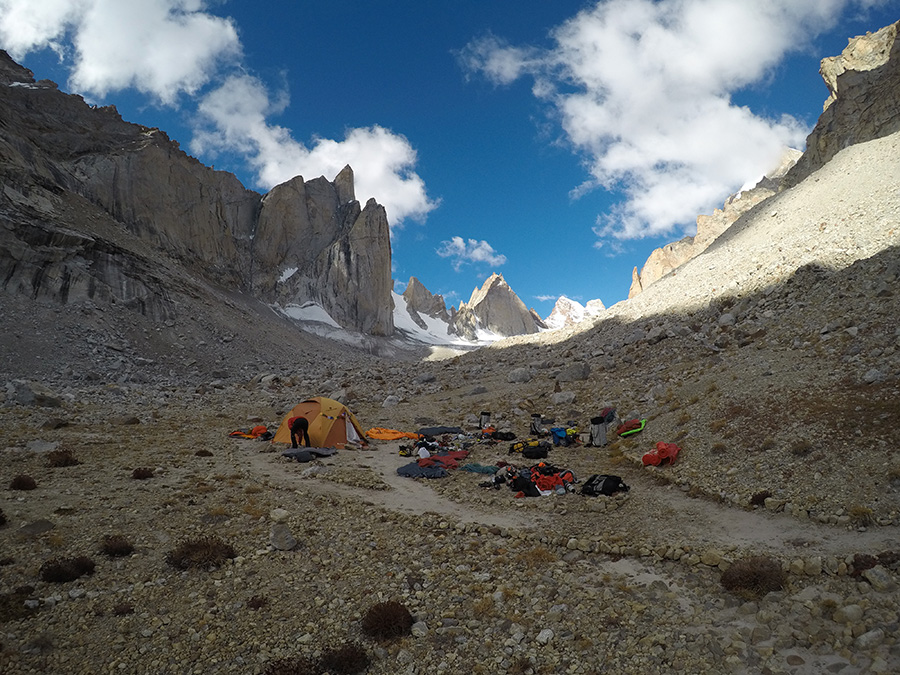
top-left (238, 440), bottom-right (900, 560)
top-left (241, 442), bottom-right (549, 531)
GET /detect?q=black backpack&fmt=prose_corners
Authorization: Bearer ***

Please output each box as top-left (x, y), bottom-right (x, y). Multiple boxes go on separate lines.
top-left (580, 474), bottom-right (630, 497)
top-left (522, 446), bottom-right (549, 459)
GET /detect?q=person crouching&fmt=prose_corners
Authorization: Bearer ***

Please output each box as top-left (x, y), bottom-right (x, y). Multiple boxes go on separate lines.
top-left (288, 416), bottom-right (311, 449)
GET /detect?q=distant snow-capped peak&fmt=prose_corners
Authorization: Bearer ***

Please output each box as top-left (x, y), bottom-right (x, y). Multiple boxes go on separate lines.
top-left (544, 296), bottom-right (605, 330)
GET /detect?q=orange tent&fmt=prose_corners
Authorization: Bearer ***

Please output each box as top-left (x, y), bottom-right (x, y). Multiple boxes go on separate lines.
top-left (273, 397), bottom-right (367, 449)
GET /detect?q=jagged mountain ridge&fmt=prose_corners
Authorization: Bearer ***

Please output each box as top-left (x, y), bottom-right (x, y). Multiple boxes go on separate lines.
top-left (0, 51), bottom-right (392, 336)
top-left (544, 296), bottom-right (606, 331)
top-left (447, 273), bottom-right (546, 341)
top-left (0, 49), bottom-right (575, 346)
top-left (2, 20), bottom-right (899, 352)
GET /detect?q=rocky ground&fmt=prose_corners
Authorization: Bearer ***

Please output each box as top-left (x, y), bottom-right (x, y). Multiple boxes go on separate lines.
top-left (2, 136), bottom-right (900, 674)
top-left (1, 368), bottom-right (899, 675)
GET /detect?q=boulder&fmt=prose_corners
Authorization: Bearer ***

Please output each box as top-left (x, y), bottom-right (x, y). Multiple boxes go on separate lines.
top-left (507, 367), bottom-right (533, 384)
top-left (270, 523), bottom-right (298, 551)
top-left (5, 380), bottom-right (63, 407)
top-left (556, 363), bottom-right (591, 382)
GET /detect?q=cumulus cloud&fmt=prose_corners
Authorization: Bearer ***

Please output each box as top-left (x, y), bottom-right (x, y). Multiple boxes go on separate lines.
top-left (191, 74), bottom-right (438, 226)
top-left (0, 0), bottom-right (240, 104)
top-left (459, 0), bottom-right (878, 243)
top-left (0, 0), bottom-right (435, 227)
top-left (436, 237), bottom-right (507, 271)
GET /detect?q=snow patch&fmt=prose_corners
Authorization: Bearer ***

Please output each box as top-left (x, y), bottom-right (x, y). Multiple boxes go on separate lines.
top-left (392, 291), bottom-right (474, 346)
top-left (279, 267), bottom-right (298, 283)
top-left (280, 302), bottom-right (341, 328)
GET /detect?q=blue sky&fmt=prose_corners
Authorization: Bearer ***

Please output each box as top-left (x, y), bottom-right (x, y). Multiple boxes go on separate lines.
top-left (2, 1), bottom-right (898, 316)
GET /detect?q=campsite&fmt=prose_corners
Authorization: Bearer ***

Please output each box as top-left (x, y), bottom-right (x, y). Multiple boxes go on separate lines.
top-left (3, 331), bottom-right (899, 675)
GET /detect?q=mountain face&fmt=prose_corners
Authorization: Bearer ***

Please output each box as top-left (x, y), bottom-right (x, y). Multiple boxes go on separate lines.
top-left (0, 52), bottom-right (392, 336)
top-left (544, 296), bottom-right (606, 330)
top-left (629, 21), bottom-right (899, 298)
top-left (629, 148), bottom-right (801, 298)
top-left (449, 273), bottom-right (546, 340)
top-left (401, 276), bottom-right (451, 330)
top-left (784, 21), bottom-right (900, 188)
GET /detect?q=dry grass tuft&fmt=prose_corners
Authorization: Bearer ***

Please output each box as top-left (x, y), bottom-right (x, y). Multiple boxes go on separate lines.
top-left (164, 536), bottom-right (236, 570)
top-left (39, 556), bottom-right (96, 583)
top-left (515, 545), bottom-right (557, 568)
top-left (509, 656), bottom-right (536, 675)
top-left (472, 595), bottom-right (494, 618)
top-left (790, 440), bottom-right (813, 457)
top-left (753, 437), bottom-right (775, 453)
top-left (360, 600), bottom-right (414, 641)
top-left (100, 535), bottom-right (134, 557)
top-left (318, 642), bottom-right (370, 675)
top-left (848, 505), bottom-right (874, 527)
top-left (720, 556), bottom-right (786, 599)
top-left (47, 449), bottom-right (80, 467)
top-left (10, 474), bottom-right (37, 490)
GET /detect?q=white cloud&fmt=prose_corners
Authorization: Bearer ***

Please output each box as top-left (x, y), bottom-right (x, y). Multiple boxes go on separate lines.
top-left (0, 0), bottom-right (86, 59)
top-left (460, 0), bottom-right (876, 243)
top-left (191, 74), bottom-right (438, 227)
top-left (0, 0), bottom-right (240, 104)
top-left (0, 0), bottom-right (436, 227)
top-left (436, 236), bottom-right (507, 271)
